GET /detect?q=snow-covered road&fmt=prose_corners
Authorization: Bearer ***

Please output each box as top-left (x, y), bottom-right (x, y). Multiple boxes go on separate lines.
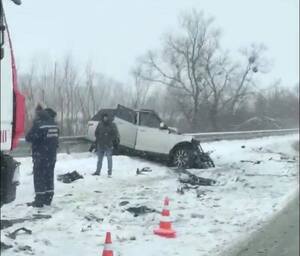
top-left (1, 134), bottom-right (299, 256)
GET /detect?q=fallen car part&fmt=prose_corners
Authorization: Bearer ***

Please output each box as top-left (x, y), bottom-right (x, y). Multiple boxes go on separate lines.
top-left (119, 201), bottom-right (130, 206)
top-left (57, 171), bottom-right (83, 183)
top-left (240, 160), bottom-right (262, 164)
top-left (176, 168), bottom-right (217, 186)
top-left (1, 214), bottom-right (52, 230)
top-left (84, 213), bottom-right (103, 223)
top-left (126, 206), bottom-right (159, 217)
top-left (136, 167), bottom-right (152, 175)
top-left (7, 227), bottom-right (32, 240)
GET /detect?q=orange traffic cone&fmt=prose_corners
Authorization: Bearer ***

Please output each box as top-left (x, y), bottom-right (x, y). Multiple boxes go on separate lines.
top-left (102, 232), bottom-right (113, 256)
top-left (154, 197), bottom-right (176, 238)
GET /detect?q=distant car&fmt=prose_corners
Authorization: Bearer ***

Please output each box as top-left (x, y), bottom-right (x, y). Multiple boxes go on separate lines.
top-left (87, 105), bottom-right (214, 168)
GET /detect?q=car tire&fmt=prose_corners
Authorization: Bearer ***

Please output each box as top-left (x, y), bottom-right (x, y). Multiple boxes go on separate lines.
top-left (171, 146), bottom-right (193, 168)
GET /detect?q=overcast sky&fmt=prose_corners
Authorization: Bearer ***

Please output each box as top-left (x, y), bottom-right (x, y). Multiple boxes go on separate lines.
top-left (4, 0), bottom-right (299, 87)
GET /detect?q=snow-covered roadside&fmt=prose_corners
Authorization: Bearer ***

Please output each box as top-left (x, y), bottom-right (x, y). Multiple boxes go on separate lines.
top-left (1, 134), bottom-right (298, 256)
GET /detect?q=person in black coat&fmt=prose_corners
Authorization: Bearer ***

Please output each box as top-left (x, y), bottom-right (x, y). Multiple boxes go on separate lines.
top-left (25, 108), bottom-right (59, 207)
top-left (92, 113), bottom-right (119, 177)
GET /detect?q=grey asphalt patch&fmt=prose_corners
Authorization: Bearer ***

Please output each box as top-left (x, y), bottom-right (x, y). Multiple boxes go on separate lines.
top-left (224, 194), bottom-right (299, 256)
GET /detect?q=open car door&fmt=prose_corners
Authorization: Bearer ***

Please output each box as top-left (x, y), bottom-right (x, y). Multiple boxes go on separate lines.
top-left (115, 105), bottom-right (138, 149)
top-left (135, 111), bottom-right (171, 154)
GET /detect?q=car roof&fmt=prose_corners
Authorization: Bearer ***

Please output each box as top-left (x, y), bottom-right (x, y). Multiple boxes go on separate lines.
top-left (139, 108), bottom-right (155, 112)
top-left (117, 104), bottom-right (155, 113)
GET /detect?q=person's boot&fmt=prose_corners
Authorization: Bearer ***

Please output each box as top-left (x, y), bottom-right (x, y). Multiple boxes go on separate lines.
top-left (27, 201), bottom-right (44, 208)
top-left (43, 193), bottom-right (54, 206)
top-left (107, 170), bottom-right (112, 178)
top-left (28, 194), bottom-right (44, 208)
top-left (92, 171), bottom-right (100, 176)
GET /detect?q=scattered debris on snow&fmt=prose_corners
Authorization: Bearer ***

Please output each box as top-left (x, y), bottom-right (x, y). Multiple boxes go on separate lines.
top-left (136, 167), bottom-right (152, 175)
top-left (84, 213), bottom-right (103, 223)
top-left (57, 170), bottom-right (83, 183)
top-left (7, 227), bottom-right (32, 240)
top-left (0, 134), bottom-right (298, 256)
top-left (1, 214), bottom-right (51, 230)
top-left (240, 160), bottom-right (262, 164)
top-left (177, 168), bottom-right (217, 186)
top-left (126, 206), bottom-right (159, 217)
top-left (119, 201), bottom-right (130, 206)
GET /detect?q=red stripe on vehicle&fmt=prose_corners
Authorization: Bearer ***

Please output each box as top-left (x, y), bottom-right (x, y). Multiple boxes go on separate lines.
top-left (3, 11), bottom-right (25, 149)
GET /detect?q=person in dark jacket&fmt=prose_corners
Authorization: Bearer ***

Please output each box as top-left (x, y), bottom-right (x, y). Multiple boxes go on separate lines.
top-left (25, 108), bottom-right (59, 207)
top-left (93, 113), bottom-right (119, 177)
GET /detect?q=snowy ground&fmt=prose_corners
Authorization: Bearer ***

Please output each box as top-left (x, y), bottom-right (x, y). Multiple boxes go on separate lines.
top-left (1, 134), bottom-right (299, 256)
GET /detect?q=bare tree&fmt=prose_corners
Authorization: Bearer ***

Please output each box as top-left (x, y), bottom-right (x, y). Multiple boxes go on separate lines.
top-left (227, 44), bottom-right (269, 115)
top-left (130, 63), bottom-right (152, 109)
top-left (140, 10), bottom-right (220, 129)
top-left (202, 44), bottom-right (268, 130)
top-left (18, 56), bottom-right (133, 135)
top-left (138, 10), bottom-right (268, 131)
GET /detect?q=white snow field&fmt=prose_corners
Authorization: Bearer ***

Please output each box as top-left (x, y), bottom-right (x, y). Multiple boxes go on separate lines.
top-left (1, 134), bottom-right (299, 256)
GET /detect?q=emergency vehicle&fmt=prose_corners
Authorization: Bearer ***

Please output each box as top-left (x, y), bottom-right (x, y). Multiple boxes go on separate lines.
top-left (0, 0), bottom-right (25, 206)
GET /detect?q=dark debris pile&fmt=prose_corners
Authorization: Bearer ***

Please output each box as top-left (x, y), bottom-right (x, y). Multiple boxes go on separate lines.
top-left (57, 171), bottom-right (83, 183)
top-left (126, 206), bottom-right (159, 217)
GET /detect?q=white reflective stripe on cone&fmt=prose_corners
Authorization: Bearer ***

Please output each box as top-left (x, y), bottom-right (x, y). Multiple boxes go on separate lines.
top-left (160, 216), bottom-right (172, 222)
top-left (163, 205), bottom-right (170, 211)
top-left (104, 243), bottom-right (113, 251)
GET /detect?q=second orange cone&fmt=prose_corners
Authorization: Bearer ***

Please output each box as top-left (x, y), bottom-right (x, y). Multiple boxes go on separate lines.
top-left (154, 197), bottom-right (176, 238)
top-left (102, 232), bottom-right (113, 256)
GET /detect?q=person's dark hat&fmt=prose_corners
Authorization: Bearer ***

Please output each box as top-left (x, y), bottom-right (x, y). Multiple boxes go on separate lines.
top-left (101, 112), bottom-right (110, 122)
top-left (44, 108), bottom-right (57, 118)
top-left (101, 112), bottom-right (109, 119)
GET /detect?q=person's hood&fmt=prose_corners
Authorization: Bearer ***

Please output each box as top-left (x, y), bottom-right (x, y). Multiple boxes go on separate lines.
top-left (44, 108), bottom-right (57, 119)
top-left (101, 113), bottom-right (110, 122)
top-left (38, 110), bottom-right (51, 121)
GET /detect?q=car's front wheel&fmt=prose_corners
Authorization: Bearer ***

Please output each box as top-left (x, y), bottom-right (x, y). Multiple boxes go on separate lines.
top-left (171, 147), bottom-right (193, 168)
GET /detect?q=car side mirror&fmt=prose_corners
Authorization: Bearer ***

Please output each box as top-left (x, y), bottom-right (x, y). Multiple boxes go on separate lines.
top-left (159, 122), bottom-right (168, 130)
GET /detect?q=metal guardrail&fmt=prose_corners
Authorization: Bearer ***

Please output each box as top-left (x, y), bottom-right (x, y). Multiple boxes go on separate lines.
top-left (12, 128), bottom-right (299, 157)
top-left (188, 128), bottom-right (299, 142)
top-left (12, 136), bottom-right (91, 157)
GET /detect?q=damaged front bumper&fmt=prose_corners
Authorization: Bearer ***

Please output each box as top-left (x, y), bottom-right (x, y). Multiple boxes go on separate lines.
top-left (191, 139), bottom-right (215, 169)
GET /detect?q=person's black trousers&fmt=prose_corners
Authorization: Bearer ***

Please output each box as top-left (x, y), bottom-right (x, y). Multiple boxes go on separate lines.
top-left (33, 156), bottom-right (56, 206)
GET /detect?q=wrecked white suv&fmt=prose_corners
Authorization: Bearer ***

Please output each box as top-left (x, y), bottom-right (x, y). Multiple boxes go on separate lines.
top-left (87, 105), bottom-right (214, 168)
